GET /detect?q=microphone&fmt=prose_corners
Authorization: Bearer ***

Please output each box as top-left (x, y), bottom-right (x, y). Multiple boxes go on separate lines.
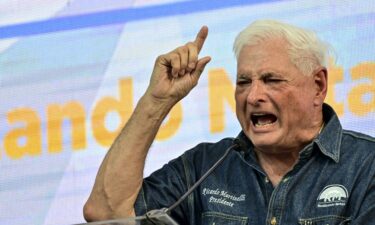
top-left (143, 138), bottom-right (247, 225)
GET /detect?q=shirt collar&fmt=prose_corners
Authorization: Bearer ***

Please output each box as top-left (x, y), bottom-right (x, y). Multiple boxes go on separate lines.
top-left (237, 103), bottom-right (343, 163)
top-left (313, 103), bottom-right (343, 163)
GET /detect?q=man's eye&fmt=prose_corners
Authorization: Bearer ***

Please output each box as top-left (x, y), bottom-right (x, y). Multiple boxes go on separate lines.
top-left (237, 80), bottom-right (251, 85)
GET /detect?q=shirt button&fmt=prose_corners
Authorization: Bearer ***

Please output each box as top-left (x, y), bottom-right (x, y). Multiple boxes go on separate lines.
top-left (265, 177), bottom-right (269, 183)
top-left (271, 217), bottom-right (277, 225)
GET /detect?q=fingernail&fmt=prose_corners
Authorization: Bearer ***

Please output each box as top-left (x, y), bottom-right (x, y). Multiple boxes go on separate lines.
top-left (189, 62), bottom-right (195, 69)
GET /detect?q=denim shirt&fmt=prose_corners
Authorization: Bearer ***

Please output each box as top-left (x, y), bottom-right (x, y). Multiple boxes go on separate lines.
top-left (135, 104), bottom-right (375, 225)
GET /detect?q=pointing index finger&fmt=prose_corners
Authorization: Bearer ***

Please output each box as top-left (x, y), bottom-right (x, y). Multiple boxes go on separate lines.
top-left (194, 26), bottom-right (208, 53)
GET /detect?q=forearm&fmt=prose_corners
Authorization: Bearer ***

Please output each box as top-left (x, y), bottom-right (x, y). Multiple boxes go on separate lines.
top-left (84, 94), bottom-right (174, 221)
top-left (84, 26), bottom-right (210, 222)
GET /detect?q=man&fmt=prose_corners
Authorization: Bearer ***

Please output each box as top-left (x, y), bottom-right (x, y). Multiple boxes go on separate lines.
top-left (84, 20), bottom-right (375, 225)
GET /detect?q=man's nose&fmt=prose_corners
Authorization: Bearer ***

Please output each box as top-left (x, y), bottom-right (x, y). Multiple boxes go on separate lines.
top-left (247, 81), bottom-right (266, 105)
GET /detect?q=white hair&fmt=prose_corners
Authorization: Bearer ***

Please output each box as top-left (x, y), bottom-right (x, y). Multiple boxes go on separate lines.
top-left (233, 20), bottom-right (332, 76)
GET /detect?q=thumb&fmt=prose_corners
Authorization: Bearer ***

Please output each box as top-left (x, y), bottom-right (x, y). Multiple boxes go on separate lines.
top-left (191, 56), bottom-right (211, 84)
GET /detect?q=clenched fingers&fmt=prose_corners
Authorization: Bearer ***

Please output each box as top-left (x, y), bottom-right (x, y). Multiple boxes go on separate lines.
top-left (190, 56), bottom-right (211, 85)
top-left (176, 46), bottom-right (189, 76)
top-left (186, 42), bottom-right (198, 73)
top-left (157, 26), bottom-right (209, 78)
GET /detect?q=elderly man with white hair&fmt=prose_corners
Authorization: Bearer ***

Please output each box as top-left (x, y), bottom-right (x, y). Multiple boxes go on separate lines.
top-left (84, 20), bottom-right (375, 225)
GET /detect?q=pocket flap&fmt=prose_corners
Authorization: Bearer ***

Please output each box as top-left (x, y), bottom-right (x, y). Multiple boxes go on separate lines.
top-left (202, 211), bottom-right (248, 225)
top-left (299, 215), bottom-right (351, 225)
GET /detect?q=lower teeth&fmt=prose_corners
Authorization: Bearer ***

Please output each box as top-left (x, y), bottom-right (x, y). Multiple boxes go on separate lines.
top-left (255, 122), bottom-right (274, 127)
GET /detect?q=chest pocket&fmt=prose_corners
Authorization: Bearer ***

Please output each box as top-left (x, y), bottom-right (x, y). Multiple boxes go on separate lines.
top-left (299, 215), bottom-right (351, 225)
top-left (202, 211), bottom-right (248, 225)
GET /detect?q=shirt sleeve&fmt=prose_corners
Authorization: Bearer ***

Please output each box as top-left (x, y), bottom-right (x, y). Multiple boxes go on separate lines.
top-left (350, 156), bottom-right (375, 225)
top-left (134, 154), bottom-right (191, 224)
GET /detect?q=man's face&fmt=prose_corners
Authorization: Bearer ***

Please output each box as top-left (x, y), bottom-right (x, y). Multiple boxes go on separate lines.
top-left (235, 38), bottom-right (323, 153)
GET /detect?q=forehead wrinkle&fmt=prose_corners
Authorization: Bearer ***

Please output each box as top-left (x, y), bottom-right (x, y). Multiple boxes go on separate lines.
top-left (237, 53), bottom-right (282, 77)
top-left (237, 67), bottom-right (285, 80)
top-left (237, 40), bottom-right (299, 80)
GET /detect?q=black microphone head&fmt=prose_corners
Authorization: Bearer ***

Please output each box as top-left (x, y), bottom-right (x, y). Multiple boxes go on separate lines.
top-left (233, 138), bottom-right (249, 154)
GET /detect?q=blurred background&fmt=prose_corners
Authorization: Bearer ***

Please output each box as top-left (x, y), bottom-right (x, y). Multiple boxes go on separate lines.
top-left (0, 0), bottom-right (374, 224)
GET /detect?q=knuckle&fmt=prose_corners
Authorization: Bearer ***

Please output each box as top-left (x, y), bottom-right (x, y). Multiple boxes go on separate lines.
top-left (170, 53), bottom-right (180, 61)
top-left (186, 42), bottom-right (195, 48)
top-left (156, 54), bottom-right (164, 62)
top-left (181, 59), bottom-right (188, 67)
top-left (189, 57), bottom-right (197, 64)
top-left (172, 61), bottom-right (180, 69)
top-left (173, 63), bottom-right (180, 69)
top-left (179, 46), bottom-right (188, 53)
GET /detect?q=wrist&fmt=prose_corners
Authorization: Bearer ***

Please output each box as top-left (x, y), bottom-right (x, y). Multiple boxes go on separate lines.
top-left (137, 94), bottom-right (176, 121)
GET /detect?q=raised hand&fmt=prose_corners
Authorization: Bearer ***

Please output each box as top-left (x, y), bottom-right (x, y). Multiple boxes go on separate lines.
top-left (145, 26), bottom-right (211, 106)
top-left (84, 26), bottom-right (211, 221)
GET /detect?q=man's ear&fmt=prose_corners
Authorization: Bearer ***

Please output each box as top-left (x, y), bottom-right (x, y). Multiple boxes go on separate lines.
top-left (313, 67), bottom-right (328, 106)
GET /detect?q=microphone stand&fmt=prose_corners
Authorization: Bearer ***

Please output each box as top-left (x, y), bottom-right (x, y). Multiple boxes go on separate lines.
top-left (143, 139), bottom-right (244, 225)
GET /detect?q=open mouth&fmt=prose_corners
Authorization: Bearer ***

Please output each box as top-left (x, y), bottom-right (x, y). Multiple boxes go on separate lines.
top-left (251, 113), bottom-right (277, 127)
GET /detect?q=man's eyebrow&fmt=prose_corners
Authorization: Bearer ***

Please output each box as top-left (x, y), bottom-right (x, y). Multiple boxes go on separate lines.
top-left (237, 73), bottom-right (252, 79)
top-left (260, 72), bottom-right (282, 78)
